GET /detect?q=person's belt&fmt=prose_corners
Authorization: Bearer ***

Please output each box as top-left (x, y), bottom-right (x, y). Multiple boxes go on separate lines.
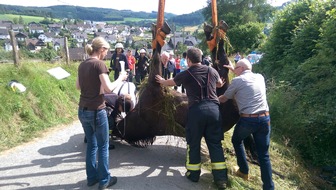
top-left (240, 111), bottom-right (269, 118)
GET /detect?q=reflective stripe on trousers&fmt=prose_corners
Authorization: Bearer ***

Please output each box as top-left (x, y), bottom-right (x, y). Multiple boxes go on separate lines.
top-left (186, 145), bottom-right (201, 171)
top-left (211, 162), bottom-right (227, 170)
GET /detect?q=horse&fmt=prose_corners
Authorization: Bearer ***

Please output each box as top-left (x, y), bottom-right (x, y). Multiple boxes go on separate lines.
top-left (110, 22), bottom-right (258, 163)
top-left (110, 29), bottom-right (240, 149)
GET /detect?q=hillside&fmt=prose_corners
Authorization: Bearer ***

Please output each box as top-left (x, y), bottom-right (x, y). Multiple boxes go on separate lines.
top-left (0, 4), bottom-right (204, 26)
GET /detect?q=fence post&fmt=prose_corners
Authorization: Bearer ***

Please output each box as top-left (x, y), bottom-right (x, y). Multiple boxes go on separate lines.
top-left (9, 30), bottom-right (20, 67)
top-left (64, 37), bottom-right (70, 64)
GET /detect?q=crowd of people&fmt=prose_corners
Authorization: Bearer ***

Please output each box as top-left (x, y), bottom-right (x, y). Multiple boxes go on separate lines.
top-left (76, 37), bottom-right (274, 190)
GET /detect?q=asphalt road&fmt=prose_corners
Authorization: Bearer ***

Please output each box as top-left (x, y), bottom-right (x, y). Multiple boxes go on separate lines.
top-left (0, 121), bottom-right (218, 190)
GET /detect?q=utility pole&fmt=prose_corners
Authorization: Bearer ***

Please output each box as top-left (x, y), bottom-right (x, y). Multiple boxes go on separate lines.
top-left (64, 37), bottom-right (70, 64)
top-left (9, 30), bottom-right (20, 67)
top-left (172, 23), bottom-right (176, 54)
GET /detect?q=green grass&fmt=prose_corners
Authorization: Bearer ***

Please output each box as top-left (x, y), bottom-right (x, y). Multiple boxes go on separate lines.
top-left (0, 61), bottom-right (79, 151)
top-left (108, 17), bottom-right (156, 24)
top-left (0, 14), bottom-right (60, 24)
top-left (199, 128), bottom-right (329, 190)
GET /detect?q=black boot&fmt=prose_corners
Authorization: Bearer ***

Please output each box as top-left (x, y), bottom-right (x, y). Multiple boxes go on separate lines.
top-left (185, 170), bottom-right (201, 182)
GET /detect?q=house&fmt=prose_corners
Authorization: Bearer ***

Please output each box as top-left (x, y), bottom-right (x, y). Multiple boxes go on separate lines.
top-left (48, 23), bottom-right (62, 35)
top-left (0, 29), bottom-right (10, 39)
top-left (11, 24), bottom-right (25, 32)
top-left (53, 38), bottom-right (65, 51)
top-left (15, 32), bottom-right (28, 42)
top-left (15, 32), bottom-right (28, 48)
top-left (3, 39), bottom-right (18, 51)
top-left (29, 26), bottom-right (44, 34)
top-left (38, 32), bottom-right (55, 43)
top-left (167, 35), bottom-right (198, 49)
top-left (105, 34), bottom-right (118, 44)
top-left (0, 20), bottom-right (13, 29)
top-left (35, 39), bottom-right (46, 50)
top-left (101, 26), bottom-right (114, 35)
top-left (72, 32), bottom-right (88, 47)
top-left (25, 38), bottom-right (39, 52)
top-left (69, 47), bottom-right (87, 61)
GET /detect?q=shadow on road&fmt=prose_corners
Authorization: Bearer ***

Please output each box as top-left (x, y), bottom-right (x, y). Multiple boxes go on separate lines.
top-left (0, 130), bottom-right (217, 189)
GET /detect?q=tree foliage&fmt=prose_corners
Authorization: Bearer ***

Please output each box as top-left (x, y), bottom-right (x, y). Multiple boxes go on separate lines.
top-left (202, 0), bottom-right (275, 54)
top-left (256, 0), bottom-right (336, 166)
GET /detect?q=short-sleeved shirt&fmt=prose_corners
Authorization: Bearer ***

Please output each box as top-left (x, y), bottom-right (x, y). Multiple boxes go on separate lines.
top-left (78, 58), bottom-right (109, 110)
top-left (174, 64), bottom-right (220, 107)
top-left (224, 70), bottom-right (269, 114)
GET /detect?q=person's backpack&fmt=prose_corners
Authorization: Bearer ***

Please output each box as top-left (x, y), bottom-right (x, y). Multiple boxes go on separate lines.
top-left (167, 61), bottom-right (175, 73)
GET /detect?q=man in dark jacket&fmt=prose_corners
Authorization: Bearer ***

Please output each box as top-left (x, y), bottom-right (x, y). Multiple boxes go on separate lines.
top-left (110, 43), bottom-right (129, 81)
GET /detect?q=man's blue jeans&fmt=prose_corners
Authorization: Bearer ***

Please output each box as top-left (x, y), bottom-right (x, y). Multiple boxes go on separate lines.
top-left (232, 116), bottom-right (274, 190)
top-left (78, 108), bottom-right (110, 186)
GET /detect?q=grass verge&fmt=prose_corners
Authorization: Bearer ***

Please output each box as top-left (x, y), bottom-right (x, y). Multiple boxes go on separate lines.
top-left (0, 61), bottom-right (79, 152)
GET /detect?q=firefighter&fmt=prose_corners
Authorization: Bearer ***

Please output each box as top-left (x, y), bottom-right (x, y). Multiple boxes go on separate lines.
top-left (135, 48), bottom-right (149, 85)
top-left (110, 43), bottom-right (129, 81)
top-left (155, 47), bottom-right (228, 189)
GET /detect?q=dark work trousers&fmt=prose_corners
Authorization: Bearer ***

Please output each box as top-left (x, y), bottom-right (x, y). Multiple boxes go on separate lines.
top-left (185, 100), bottom-right (227, 181)
top-left (114, 70), bottom-right (120, 81)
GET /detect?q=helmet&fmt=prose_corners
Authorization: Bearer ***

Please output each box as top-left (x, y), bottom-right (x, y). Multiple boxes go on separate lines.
top-left (139, 49), bottom-right (146, 54)
top-left (115, 43), bottom-right (124, 49)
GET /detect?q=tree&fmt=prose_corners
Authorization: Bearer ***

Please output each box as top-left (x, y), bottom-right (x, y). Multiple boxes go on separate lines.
top-left (202, 0), bottom-right (275, 53)
top-left (227, 22), bottom-right (266, 54)
top-left (256, 0), bottom-right (336, 166)
top-left (13, 17), bottom-right (18, 24)
top-left (19, 16), bottom-right (24, 24)
top-left (39, 48), bottom-right (57, 61)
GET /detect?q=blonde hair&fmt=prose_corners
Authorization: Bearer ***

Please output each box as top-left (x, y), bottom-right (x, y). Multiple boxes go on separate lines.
top-left (85, 37), bottom-right (110, 55)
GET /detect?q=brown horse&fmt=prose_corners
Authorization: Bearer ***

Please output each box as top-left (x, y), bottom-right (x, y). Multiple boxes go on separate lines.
top-left (112, 35), bottom-right (240, 148)
top-left (110, 22), bottom-right (259, 164)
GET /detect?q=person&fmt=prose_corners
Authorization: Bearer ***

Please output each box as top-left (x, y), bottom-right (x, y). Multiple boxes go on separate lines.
top-left (173, 54), bottom-right (181, 90)
top-left (218, 58), bottom-right (274, 190)
top-left (126, 49), bottom-right (136, 82)
top-left (104, 93), bottom-right (135, 129)
top-left (76, 37), bottom-right (128, 190)
top-left (161, 51), bottom-right (171, 80)
top-left (166, 51), bottom-right (176, 78)
top-left (179, 52), bottom-right (188, 93)
top-left (234, 52), bottom-right (241, 63)
top-left (135, 48), bottom-right (149, 85)
top-left (155, 47), bottom-right (229, 189)
top-left (110, 43), bottom-right (129, 81)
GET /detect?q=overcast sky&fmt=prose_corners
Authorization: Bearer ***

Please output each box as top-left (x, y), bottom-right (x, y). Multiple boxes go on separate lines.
top-left (0, 0), bottom-right (290, 15)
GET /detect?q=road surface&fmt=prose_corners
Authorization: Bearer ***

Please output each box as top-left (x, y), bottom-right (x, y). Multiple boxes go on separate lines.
top-left (0, 121), bottom-right (218, 190)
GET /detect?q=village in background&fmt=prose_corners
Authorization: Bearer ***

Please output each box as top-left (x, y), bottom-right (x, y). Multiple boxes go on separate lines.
top-left (0, 14), bottom-right (200, 63)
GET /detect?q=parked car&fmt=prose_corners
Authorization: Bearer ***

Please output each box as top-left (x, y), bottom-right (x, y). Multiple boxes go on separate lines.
top-left (247, 53), bottom-right (263, 64)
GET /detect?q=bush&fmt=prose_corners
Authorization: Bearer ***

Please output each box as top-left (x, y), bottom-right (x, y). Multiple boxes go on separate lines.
top-left (256, 0), bottom-right (336, 166)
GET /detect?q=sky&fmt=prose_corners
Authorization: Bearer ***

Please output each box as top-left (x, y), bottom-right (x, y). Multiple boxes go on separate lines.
top-left (0, 0), bottom-right (290, 15)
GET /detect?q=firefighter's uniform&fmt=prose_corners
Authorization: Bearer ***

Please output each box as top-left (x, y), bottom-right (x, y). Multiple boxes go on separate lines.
top-left (174, 65), bottom-right (228, 183)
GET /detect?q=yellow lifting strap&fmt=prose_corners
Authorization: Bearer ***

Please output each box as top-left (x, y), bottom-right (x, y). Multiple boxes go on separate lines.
top-left (211, 162), bottom-right (227, 170)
